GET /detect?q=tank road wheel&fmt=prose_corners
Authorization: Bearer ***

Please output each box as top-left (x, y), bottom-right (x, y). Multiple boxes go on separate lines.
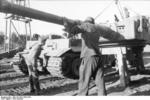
top-left (13, 56), bottom-right (28, 75)
top-left (61, 56), bottom-right (73, 78)
top-left (61, 54), bottom-right (81, 79)
top-left (71, 58), bottom-right (81, 78)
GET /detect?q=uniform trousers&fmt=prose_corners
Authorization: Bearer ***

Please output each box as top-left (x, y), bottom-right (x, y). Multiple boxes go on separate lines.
top-left (25, 56), bottom-right (40, 93)
top-left (78, 55), bottom-right (106, 96)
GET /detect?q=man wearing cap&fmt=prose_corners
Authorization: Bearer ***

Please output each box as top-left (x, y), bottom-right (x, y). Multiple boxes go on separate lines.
top-left (64, 17), bottom-right (125, 96)
top-left (24, 37), bottom-right (47, 94)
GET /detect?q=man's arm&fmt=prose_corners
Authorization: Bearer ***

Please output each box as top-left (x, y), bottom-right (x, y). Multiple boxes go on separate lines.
top-left (18, 51), bottom-right (29, 54)
top-left (96, 25), bottom-right (125, 41)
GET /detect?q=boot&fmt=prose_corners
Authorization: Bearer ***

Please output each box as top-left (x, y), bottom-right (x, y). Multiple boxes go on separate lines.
top-left (33, 77), bottom-right (41, 95)
top-left (29, 76), bottom-right (35, 93)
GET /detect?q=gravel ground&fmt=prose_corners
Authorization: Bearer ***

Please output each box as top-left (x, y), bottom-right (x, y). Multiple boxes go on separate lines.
top-left (0, 55), bottom-right (150, 96)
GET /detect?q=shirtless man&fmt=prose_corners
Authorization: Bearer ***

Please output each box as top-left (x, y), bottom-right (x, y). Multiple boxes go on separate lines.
top-left (24, 37), bottom-right (47, 94)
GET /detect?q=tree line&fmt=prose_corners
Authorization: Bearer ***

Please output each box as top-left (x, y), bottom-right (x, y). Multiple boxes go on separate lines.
top-left (0, 31), bottom-right (29, 49)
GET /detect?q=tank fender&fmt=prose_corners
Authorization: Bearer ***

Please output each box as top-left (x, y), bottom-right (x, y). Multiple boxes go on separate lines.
top-left (59, 48), bottom-right (72, 57)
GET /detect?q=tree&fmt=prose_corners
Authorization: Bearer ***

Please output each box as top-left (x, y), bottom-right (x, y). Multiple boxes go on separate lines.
top-left (0, 31), bottom-right (5, 45)
top-left (11, 32), bottom-right (19, 43)
top-left (18, 34), bottom-right (27, 46)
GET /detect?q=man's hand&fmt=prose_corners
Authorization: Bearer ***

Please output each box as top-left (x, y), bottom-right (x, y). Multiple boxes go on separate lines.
top-left (63, 18), bottom-right (73, 34)
top-left (63, 18), bottom-right (82, 37)
top-left (70, 25), bottom-right (82, 35)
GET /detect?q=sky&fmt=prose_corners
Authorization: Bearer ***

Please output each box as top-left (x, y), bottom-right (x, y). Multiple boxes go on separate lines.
top-left (0, 0), bottom-right (150, 36)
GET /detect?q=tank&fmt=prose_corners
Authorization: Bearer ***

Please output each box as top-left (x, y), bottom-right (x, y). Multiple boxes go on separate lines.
top-left (12, 34), bottom-right (82, 78)
top-left (43, 35), bottom-right (81, 77)
top-left (0, 0), bottom-right (82, 78)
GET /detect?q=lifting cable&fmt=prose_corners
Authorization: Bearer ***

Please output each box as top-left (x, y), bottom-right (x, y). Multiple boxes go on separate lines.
top-left (95, 0), bottom-right (126, 70)
top-left (94, 0), bottom-right (114, 20)
top-left (115, 0), bottom-right (124, 19)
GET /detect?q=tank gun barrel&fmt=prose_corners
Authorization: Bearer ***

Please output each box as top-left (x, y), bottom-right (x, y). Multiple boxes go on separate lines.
top-left (0, 0), bottom-right (75, 26)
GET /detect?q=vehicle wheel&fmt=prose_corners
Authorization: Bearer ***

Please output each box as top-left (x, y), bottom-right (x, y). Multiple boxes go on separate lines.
top-left (71, 58), bottom-right (81, 78)
top-left (61, 53), bottom-right (81, 79)
top-left (61, 55), bottom-right (73, 78)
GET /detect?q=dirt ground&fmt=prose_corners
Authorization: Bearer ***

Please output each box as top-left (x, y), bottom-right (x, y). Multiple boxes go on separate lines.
top-left (0, 53), bottom-right (150, 96)
top-left (55, 72), bottom-right (150, 96)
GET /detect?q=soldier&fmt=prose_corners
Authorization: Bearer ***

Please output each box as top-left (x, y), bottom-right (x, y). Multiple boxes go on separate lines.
top-left (32, 33), bottom-right (40, 40)
top-left (64, 17), bottom-right (125, 96)
top-left (24, 37), bottom-right (47, 94)
top-left (32, 34), bottom-right (44, 68)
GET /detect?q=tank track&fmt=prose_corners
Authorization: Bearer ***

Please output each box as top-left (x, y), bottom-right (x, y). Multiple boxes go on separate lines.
top-left (12, 53), bottom-right (28, 75)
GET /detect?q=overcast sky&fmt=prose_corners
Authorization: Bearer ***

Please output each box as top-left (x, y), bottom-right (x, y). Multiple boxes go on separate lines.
top-left (0, 0), bottom-right (150, 35)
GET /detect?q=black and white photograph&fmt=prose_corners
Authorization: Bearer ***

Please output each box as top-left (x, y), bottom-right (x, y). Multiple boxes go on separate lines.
top-left (0, 0), bottom-right (150, 97)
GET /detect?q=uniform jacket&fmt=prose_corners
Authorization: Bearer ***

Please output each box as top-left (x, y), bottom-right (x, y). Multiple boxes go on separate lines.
top-left (73, 22), bottom-right (125, 58)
